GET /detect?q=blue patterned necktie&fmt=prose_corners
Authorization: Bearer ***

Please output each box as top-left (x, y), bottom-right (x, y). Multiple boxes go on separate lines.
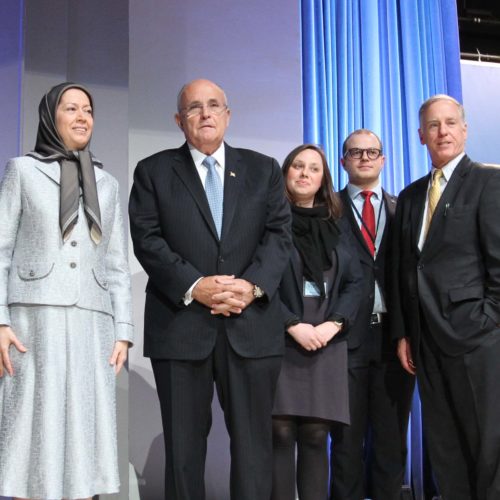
top-left (202, 155), bottom-right (223, 237)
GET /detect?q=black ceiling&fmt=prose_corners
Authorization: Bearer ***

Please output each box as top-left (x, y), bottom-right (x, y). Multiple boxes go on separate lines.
top-left (457, 0), bottom-right (500, 59)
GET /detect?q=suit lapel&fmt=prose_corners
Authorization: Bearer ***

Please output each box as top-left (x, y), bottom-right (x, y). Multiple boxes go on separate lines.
top-left (221, 144), bottom-right (246, 240)
top-left (291, 249), bottom-right (303, 297)
top-left (172, 143), bottom-right (219, 240)
top-left (33, 160), bottom-right (105, 185)
top-left (375, 190), bottom-right (396, 258)
top-left (34, 161), bottom-right (60, 184)
top-left (383, 190), bottom-right (397, 218)
top-left (409, 176), bottom-right (429, 254)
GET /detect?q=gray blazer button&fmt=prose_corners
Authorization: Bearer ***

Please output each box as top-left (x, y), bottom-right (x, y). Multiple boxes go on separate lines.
top-left (71, 241), bottom-right (78, 247)
top-left (29, 270), bottom-right (35, 277)
top-left (70, 262), bottom-right (77, 269)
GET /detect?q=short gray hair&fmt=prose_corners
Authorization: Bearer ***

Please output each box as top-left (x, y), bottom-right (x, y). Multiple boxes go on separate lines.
top-left (418, 94), bottom-right (465, 127)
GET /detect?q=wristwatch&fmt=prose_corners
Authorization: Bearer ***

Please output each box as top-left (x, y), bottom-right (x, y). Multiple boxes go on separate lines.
top-left (253, 284), bottom-right (265, 299)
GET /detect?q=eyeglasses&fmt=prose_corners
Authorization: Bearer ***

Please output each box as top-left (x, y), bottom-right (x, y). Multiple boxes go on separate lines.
top-left (181, 102), bottom-right (228, 119)
top-left (345, 148), bottom-right (382, 160)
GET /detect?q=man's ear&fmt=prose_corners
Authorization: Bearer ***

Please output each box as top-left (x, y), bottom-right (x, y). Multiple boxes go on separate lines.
top-left (418, 128), bottom-right (425, 145)
top-left (175, 113), bottom-right (183, 131)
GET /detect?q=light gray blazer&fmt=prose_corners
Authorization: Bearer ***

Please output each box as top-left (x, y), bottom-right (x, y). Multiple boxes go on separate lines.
top-left (0, 156), bottom-right (133, 343)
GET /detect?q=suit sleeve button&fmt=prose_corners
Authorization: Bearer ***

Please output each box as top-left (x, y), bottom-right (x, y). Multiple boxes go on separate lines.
top-left (29, 270), bottom-right (35, 277)
top-left (70, 262), bottom-right (77, 269)
top-left (71, 241), bottom-right (77, 247)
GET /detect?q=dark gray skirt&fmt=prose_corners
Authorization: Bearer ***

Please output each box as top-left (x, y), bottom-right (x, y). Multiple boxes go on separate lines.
top-left (273, 338), bottom-right (349, 425)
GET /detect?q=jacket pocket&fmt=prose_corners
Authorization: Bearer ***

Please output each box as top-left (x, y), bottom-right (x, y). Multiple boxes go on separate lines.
top-left (92, 267), bottom-right (109, 290)
top-left (449, 285), bottom-right (484, 303)
top-left (17, 262), bottom-right (54, 281)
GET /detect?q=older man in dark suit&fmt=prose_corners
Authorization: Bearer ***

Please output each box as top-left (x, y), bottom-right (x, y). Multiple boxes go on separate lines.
top-left (330, 129), bottom-right (414, 500)
top-left (129, 79), bottom-right (292, 500)
top-left (392, 95), bottom-right (500, 500)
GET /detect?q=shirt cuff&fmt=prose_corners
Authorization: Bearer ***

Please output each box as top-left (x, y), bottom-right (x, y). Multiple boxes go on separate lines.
top-left (184, 277), bottom-right (203, 306)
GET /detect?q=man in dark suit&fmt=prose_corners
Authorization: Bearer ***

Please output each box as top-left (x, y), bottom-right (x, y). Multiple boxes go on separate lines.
top-left (330, 129), bottom-right (414, 500)
top-left (129, 79), bottom-right (292, 500)
top-left (392, 95), bottom-right (500, 500)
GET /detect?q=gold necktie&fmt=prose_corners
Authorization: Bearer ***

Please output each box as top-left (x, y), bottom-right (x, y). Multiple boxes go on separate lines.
top-left (425, 169), bottom-right (444, 237)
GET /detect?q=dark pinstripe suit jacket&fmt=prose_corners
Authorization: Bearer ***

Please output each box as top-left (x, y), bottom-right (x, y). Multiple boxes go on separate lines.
top-left (129, 142), bottom-right (292, 360)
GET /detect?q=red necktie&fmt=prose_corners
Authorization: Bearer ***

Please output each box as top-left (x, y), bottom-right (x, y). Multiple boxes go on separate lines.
top-left (361, 190), bottom-right (376, 256)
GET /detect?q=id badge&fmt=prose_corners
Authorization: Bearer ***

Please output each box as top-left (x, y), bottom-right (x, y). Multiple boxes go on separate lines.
top-left (303, 280), bottom-right (328, 298)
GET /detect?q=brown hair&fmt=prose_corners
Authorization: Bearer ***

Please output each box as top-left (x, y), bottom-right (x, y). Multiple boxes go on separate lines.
top-left (282, 144), bottom-right (343, 219)
top-left (342, 129), bottom-right (383, 156)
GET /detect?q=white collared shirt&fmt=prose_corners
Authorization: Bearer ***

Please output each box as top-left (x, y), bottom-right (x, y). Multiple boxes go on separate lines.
top-left (188, 142), bottom-right (226, 188)
top-left (418, 152), bottom-right (465, 250)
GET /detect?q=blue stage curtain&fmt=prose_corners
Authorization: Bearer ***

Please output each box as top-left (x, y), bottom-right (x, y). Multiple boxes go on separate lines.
top-left (301, 1), bottom-right (461, 499)
top-left (302, 0), bottom-right (462, 192)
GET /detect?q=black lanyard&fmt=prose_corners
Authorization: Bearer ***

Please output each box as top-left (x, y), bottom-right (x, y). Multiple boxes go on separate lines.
top-left (349, 194), bottom-right (383, 246)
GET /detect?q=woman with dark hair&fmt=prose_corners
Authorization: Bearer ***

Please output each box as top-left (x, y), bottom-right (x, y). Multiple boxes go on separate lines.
top-left (272, 144), bottom-right (363, 500)
top-left (0, 82), bottom-right (133, 500)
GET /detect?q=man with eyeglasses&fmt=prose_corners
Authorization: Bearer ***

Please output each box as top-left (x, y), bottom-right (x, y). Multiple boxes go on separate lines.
top-left (329, 129), bottom-right (414, 500)
top-left (129, 79), bottom-right (292, 499)
top-left (392, 95), bottom-right (500, 499)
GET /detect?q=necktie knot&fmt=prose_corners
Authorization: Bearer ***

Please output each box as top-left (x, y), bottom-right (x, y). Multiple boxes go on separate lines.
top-left (361, 190), bottom-right (375, 201)
top-left (432, 168), bottom-right (444, 184)
top-left (203, 155), bottom-right (217, 170)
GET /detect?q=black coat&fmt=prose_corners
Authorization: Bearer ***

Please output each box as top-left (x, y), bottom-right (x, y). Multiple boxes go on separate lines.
top-left (391, 155), bottom-right (500, 358)
top-left (279, 216), bottom-right (364, 339)
top-left (339, 187), bottom-right (397, 352)
top-left (129, 142), bottom-right (292, 360)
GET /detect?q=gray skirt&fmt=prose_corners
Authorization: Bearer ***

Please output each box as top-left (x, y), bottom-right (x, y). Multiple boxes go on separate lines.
top-left (273, 338), bottom-right (349, 425)
top-left (0, 304), bottom-right (119, 499)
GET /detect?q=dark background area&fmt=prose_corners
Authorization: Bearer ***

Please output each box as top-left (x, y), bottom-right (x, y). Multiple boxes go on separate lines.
top-left (457, 0), bottom-right (500, 59)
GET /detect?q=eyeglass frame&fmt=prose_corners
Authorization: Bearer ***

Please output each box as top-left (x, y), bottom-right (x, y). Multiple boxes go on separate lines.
top-left (344, 148), bottom-right (383, 160)
top-left (180, 101), bottom-right (229, 119)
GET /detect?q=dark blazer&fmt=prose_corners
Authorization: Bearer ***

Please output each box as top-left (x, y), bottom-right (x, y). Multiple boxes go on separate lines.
top-left (129, 142), bottom-right (292, 360)
top-left (391, 155), bottom-right (500, 358)
top-left (279, 217), bottom-right (364, 338)
top-left (339, 188), bottom-right (397, 352)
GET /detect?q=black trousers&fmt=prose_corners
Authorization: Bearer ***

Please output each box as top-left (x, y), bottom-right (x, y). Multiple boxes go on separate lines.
top-left (152, 329), bottom-right (282, 500)
top-left (330, 324), bottom-right (414, 500)
top-left (418, 327), bottom-right (500, 500)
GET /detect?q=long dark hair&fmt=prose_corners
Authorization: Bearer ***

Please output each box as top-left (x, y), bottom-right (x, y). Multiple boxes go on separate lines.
top-left (282, 144), bottom-right (342, 219)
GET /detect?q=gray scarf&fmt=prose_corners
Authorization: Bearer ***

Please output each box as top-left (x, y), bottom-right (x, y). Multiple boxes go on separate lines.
top-left (27, 82), bottom-right (102, 244)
